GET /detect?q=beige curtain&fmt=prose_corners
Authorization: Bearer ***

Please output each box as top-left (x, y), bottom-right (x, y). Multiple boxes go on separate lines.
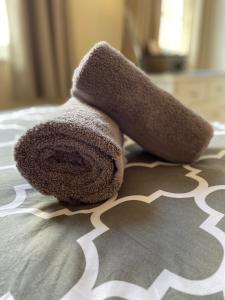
top-left (122, 0), bottom-right (161, 63)
top-left (188, 0), bottom-right (210, 69)
top-left (188, 0), bottom-right (225, 70)
top-left (6, 0), bottom-right (73, 101)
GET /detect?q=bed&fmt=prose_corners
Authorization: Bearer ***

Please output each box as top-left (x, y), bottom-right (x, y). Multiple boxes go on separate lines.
top-left (0, 106), bottom-right (225, 300)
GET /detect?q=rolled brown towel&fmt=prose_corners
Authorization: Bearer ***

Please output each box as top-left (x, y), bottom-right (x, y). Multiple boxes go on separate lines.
top-left (72, 42), bottom-right (213, 163)
top-left (14, 98), bottom-right (125, 205)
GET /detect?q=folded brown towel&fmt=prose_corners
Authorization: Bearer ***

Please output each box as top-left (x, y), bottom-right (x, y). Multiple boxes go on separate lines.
top-left (14, 98), bottom-right (125, 205)
top-left (72, 42), bottom-right (213, 163)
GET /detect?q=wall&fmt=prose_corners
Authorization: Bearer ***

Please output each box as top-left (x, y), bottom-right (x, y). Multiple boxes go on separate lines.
top-left (66, 0), bottom-right (125, 69)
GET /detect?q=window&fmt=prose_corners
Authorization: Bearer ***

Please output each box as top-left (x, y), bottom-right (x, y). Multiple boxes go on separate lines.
top-left (159, 0), bottom-right (192, 55)
top-left (0, 0), bottom-right (10, 60)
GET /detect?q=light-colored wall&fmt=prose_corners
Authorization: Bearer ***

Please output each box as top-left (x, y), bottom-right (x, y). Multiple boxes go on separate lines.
top-left (66, 0), bottom-right (125, 69)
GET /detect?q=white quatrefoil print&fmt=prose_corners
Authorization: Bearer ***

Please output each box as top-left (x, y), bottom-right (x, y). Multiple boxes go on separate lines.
top-left (0, 107), bottom-right (225, 300)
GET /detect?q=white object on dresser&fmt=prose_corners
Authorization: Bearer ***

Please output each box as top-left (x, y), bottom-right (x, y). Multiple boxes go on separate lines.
top-left (149, 70), bottom-right (225, 122)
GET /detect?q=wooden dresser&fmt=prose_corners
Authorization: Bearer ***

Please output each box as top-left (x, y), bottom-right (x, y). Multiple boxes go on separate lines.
top-left (150, 70), bottom-right (225, 123)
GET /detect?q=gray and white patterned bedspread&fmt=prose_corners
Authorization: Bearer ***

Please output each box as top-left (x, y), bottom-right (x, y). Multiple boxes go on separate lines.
top-left (1, 107), bottom-right (225, 300)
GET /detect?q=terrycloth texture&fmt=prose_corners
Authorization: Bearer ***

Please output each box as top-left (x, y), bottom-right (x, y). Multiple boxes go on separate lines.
top-left (72, 42), bottom-right (213, 163)
top-left (14, 98), bottom-right (125, 205)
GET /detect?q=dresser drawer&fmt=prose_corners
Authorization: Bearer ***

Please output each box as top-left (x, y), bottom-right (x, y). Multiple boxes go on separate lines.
top-left (175, 80), bottom-right (206, 105)
top-left (208, 78), bottom-right (225, 100)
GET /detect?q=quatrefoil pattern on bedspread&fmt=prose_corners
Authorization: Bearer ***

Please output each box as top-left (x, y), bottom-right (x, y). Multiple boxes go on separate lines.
top-left (0, 107), bottom-right (225, 300)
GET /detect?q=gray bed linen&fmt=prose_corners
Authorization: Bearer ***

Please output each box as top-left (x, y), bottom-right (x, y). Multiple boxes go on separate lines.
top-left (0, 106), bottom-right (225, 300)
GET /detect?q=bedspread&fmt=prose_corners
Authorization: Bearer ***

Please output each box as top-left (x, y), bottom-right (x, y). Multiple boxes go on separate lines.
top-left (0, 107), bottom-right (225, 300)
